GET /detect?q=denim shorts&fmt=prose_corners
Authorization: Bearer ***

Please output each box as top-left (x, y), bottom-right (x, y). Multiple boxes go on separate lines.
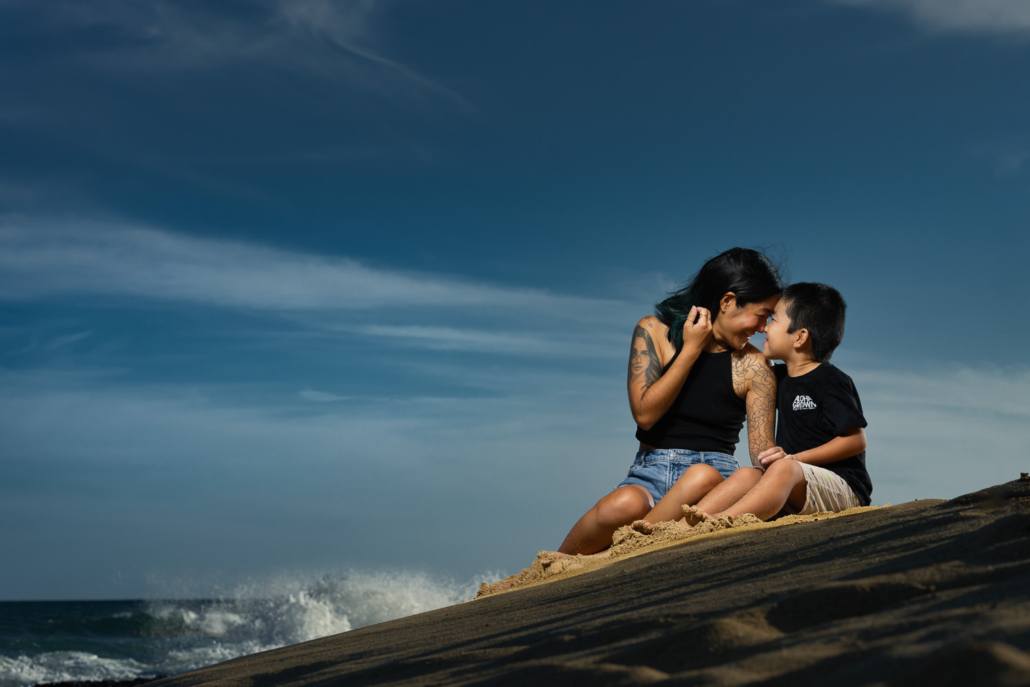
top-left (615, 448), bottom-right (739, 507)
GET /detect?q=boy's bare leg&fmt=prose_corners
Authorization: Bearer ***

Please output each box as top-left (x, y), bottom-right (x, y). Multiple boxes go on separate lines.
top-left (558, 485), bottom-right (653, 554)
top-left (694, 467), bottom-right (765, 515)
top-left (643, 464), bottom-right (724, 523)
top-left (714, 460), bottom-right (807, 521)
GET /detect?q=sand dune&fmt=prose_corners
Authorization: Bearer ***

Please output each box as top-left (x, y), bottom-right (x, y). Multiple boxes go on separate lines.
top-left (148, 477), bottom-right (1030, 686)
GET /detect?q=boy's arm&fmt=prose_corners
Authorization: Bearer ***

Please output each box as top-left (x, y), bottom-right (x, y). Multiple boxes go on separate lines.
top-left (759, 428), bottom-right (866, 467)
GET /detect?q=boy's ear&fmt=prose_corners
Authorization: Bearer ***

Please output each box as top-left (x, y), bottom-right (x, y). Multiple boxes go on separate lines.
top-left (719, 292), bottom-right (737, 314)
top-left (792, 328), bottom-right (810, 350)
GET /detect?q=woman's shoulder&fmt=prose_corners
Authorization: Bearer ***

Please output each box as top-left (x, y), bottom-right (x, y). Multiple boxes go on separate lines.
top-left (632, 316), bottom-right (674, 362)
top-left (634, 314), bottom-right (667, 334)
top-left (730, 344), bottom-right (775, 391)
top-left (630, 315), bottom-right (671, 339)
top-left (732, 342), bottom-right (771, 365)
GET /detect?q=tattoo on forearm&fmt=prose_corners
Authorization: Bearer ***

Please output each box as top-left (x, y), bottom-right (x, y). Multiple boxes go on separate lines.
top-left (733, 352), bottom-right (777, 459)
top-left (628, 325), bottom-right (663, 389)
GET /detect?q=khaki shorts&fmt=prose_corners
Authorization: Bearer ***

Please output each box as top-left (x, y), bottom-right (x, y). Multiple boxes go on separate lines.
top-left (793, 463), bottom-right (862, 515)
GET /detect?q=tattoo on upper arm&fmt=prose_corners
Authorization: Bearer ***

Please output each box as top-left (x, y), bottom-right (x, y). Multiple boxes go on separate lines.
top-left (628, 325), bottom-right (663, 389)
top-left (733, 353), bottom-right (777, 458)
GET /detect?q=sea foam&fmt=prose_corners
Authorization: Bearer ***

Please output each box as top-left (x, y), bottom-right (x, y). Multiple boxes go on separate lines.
top-left (0, 568), bottom-right (501, 687)
top-left (0, 652), bottom-right (149, 686)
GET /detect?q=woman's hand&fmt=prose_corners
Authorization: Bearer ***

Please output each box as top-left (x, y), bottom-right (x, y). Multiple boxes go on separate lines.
top-left (681, 306), bottom-right (712, 354)
top-left (758, 446), bottom-right (794, 467)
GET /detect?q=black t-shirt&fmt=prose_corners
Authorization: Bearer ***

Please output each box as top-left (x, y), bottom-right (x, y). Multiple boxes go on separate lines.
top-left (773, 363), bottom-right (872, 506)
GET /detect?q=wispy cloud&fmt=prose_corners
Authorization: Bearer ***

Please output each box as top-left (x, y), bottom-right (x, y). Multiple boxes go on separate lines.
top-left (44, 330), bottom-right (94, 352)
top-left (277, 0), bottom-right (473, 110)
top-left (3, 0), bottom-right (470, 109)
top-left (298, 388), bottom-right (352, 403)
top-left (0, 363), bottom-right (630, 595)
top-left (858, 366), bottom-right (1030, 422)
top-left (970, 138), bottom-right (1030, 177)
top-left (830, 0), bottom-right (1030, 35)
top-left (0, 218), bottom-right (626, 319)
top-left (854, 365), bottom-right (1030, 501)
top-left (352, 324), bottom-right (624, 358)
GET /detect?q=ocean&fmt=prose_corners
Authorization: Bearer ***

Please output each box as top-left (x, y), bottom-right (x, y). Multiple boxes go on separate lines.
top-left (0, 570), bottom-right (493, 686)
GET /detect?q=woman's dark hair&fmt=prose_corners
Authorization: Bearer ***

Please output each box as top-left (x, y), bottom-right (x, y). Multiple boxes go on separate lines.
top-left (782, 282), bottom-right (847, 362)
top-left (655, 247), bottom-right (783, 351)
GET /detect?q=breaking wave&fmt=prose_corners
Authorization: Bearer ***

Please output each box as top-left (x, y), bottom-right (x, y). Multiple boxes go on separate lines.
top-left (0, 569), bottom-right (500, 687)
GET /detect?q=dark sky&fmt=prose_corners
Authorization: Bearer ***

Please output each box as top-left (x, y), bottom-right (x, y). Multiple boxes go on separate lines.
top-left (1, 0), bottom-right (1029, 599)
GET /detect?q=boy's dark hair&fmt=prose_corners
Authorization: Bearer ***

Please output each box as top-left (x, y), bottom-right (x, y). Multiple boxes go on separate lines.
top-left (782, 282), bottom-right (847, 362)
top-left (656, 247), bottom-right (782, 352)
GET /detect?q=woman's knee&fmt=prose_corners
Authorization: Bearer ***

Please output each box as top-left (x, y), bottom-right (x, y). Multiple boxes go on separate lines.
top-left (681, 463), bottom-right (723, 488)
top-left (595, 488), bottom-right (651, 526)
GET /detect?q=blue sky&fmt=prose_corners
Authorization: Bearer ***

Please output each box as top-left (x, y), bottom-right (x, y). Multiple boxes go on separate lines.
top-left (2, 0), bottom-right (1029, 600)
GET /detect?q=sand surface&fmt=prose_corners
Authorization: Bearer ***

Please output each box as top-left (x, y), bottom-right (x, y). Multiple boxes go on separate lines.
top-left (476, 506), bottom-right (880, 598)
top-left (149, 478), bottom-right (1030, 686)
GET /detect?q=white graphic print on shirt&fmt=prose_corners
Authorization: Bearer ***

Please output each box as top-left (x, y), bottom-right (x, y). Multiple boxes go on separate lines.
top-left (792, 394), bottom-right (817, 411)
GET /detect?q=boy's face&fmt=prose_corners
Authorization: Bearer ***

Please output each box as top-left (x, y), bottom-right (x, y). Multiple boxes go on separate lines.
top-left (761, 298), bottom-right (793, 360)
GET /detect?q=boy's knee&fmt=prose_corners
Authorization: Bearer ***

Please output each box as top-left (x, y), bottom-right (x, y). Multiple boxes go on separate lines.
top-left (734, 467), bottom-right (764, 482)
top-left (767, 459), bottom-right (803, 481)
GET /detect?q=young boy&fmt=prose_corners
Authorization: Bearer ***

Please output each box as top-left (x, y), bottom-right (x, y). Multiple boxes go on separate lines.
top-left (684, 282), bottom-right (871, 520)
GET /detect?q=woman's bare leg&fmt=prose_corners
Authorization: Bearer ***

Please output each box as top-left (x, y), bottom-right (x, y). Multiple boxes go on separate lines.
top-left (558, 485), bottom-right (653, 554)
top-left (713, 460), bottom-right (807, 521)
top-left (643, 464), bottom-right (724, 523)
top-left (694, 467), bottom-right (765, 515)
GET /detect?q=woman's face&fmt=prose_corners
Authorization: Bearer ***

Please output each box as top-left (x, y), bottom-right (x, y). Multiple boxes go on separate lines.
top-left (713, 294), bottom-right (780, 351)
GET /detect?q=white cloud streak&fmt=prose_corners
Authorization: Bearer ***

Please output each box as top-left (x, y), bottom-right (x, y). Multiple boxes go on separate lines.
top-left (0, 364), bottom-right (630, 595)
top-left (8, 0), bottom-right (469, 109)
top-left (353, 324), bottom-right (623, 358)
top-left (831, 0), bottom-right (1030, 35)
top-left (298, 388), bottom-right (352, 403)
top-left (0, 218), bottom-right (624, 318)
top-left (277, 0), bottom-right (472, 110)
top-left (44, 330), bottom-right (94, 351)
top-left (971, 138), bottom-right (1030, 177)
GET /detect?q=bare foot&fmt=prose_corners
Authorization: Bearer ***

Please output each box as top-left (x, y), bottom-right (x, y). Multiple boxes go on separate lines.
top-left (538, 550), bottom-right (575, 571)
top-left (611, 524), bottom-right (645, 547)
top-left (478, 578), bottom-right (516, 596)
top-left (631, 519), bottom-right (657, 534)
top-left (478, 538), bottom-right (636, 598)
top-left (682, 505), bottom-right (711, 527)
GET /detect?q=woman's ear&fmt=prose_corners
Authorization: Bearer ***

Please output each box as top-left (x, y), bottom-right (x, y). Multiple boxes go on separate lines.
top-left (719, 292), bottom-right (737, 314)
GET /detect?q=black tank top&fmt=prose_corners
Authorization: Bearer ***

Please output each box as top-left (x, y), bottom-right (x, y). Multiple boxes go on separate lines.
top-left (634, 350), bottom-right (745, 454)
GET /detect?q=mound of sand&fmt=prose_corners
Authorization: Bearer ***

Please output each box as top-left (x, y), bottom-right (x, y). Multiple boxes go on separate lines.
top-left (476, 506), bottom-right (875, 598)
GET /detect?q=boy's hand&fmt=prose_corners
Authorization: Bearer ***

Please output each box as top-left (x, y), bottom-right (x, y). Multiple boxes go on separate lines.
top-left (681, 306), bottom-right (712, 354)
top-left (758, 446), bottom-right (794, 467)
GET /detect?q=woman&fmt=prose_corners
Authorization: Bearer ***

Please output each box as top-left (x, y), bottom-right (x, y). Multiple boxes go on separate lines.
top-left (557, 247), bottom-right (782, 554)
